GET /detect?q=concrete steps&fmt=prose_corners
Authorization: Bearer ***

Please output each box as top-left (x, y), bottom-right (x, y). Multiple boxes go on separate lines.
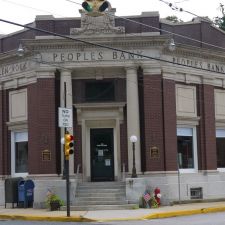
top-left (69, 181), bottom-right (136, 210)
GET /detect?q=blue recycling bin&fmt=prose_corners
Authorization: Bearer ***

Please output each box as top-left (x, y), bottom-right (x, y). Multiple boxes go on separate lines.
top-left (18, 179), bottom-right (35, 208)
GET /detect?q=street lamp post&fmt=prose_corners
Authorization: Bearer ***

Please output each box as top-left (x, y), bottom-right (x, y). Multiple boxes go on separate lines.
top-left (130, 135), bottom-right (137, 178)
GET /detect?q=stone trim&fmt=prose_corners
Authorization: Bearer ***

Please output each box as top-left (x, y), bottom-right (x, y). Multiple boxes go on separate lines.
top-left (6, 120), bottom-right (28, 131)
top-left (74, 102), bottom-right (126, 124)
top-left (177, 116), bottom-right (200, 126)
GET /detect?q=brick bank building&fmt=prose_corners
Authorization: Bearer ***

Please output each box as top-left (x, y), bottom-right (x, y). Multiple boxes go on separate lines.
top-left (1, 8), bottom-right (225, 208)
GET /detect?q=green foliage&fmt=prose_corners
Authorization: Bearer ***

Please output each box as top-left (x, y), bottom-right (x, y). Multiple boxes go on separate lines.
top-left (214, 3), bottom-right (225, 31)
top-left (150, 196), bottom-right (159, 208)
top-left (45, 192), bottom-right (64, 209)
top-left (132, 205), bottom-right (139, 209)
top-left (165, 15), bottom-right (183, 23)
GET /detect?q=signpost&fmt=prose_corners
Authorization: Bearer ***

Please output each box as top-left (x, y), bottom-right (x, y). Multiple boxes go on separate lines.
top-left (58, 82), bottom-right (73, 217)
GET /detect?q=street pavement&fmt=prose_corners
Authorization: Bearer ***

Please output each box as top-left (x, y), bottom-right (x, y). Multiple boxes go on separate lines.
top-left (0, 201), bottom-right (225, 222)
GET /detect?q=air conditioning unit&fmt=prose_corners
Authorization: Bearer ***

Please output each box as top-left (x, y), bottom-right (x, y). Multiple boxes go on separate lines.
top-left (190, 187), bottom-right (203, 200)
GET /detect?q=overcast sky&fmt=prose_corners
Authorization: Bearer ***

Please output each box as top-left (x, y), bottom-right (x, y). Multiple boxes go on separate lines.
top-left (0, 0), bottom-right (223, 34)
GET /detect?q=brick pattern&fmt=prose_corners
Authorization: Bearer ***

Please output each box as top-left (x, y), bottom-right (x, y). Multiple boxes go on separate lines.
top-left (0, 90), bottom-right (3, 175)
top-left (115, 16), bottom-right (160, 33)
top-left (28, 78), bottom-right (57, 174)
top-left (163, 79), bottom-right (177, 171)
top-left (0, 90), bottom-right (10, 175)
top-left (198, 84), bottom-right (217, 170)
top-left (138, 70), bottom-right (146, 172)
top-left (0, 30), bottom-right (34, 53)
top-left (120, 108), bottom-right (128, 172)
top-left (143, 75), bottom-right (165, 171)
top-left (2, 15), bottom-right (225, 53)
top-left (73, 110), bottom-right (82, 173)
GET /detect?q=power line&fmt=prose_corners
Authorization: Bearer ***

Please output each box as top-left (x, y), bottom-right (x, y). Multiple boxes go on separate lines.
top-left (1, 0), bottom-right (225, 53)
top-left (1, 22), bottom-right (225, 107)
top-left (0, 18), bottom-right (225, 77)
top-left (0, 0), bottom-right (65, 17)
top-left (158, 0), bottom-right (225, 31)
top-left (65, 0), bottom-right (225, 52)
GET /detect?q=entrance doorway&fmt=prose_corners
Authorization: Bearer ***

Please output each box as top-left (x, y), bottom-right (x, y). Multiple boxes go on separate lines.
top-left (90, 128), bottom-right (114, 181)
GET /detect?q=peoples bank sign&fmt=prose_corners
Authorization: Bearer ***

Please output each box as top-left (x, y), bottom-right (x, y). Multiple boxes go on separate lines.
top-left (0, 50), bottom-right (225, 76)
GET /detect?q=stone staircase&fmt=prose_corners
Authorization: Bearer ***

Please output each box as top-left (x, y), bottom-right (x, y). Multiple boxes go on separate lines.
top-left (70, 181), bottom-right (136, 210)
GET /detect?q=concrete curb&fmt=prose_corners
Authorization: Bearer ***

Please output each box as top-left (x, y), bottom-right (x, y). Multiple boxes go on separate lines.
top-left (0, 214), bottom-right (95, 222)
top-left (0, 206), bottom-right (225, 222)
top-left (142, 206), bottom-right (225, 220)
top-left (92, 206), bottom-right (225, 222)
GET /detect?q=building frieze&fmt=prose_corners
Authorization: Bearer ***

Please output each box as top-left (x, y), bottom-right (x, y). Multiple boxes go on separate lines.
top-left (164, 47), bottom-right (225, 63)
top-left (25, 35), bottom-right (166, 52)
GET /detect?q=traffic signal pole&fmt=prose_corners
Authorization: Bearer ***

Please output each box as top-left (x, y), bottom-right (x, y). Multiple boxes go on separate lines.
top-left (65, 145), bottom-right (70, 217)
top-left (64, 82), bottom-right (70, 217)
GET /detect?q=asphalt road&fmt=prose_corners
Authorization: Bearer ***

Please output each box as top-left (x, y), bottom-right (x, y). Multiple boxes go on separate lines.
top-left (0, 212), bottom-right (225, 225)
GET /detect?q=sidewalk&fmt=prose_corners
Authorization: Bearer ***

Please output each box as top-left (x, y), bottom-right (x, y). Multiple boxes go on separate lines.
top-left (0, 201), bottom-right (225, 222)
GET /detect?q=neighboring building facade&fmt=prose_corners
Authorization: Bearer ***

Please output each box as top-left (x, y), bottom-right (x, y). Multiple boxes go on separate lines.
top-left (1, 8), bottom-right (225, 207)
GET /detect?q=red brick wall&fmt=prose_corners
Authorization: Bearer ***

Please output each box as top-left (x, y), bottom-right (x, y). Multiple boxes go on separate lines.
top-left (198, 84), bottom-right (217, 170)
top-left (0, 90), bottom-right (3, 175)
top-left (163, 79), bottom-right (177, 171)
top-left (0, 90), bottom-right (10, 175)
top-left (73, 110), bottom-right (82, 173)
top-left (28, 78), bottom-right (58, 174)
top-left (143, 75), bottom-right (165, 171)
top-left (120, 107), bottom-right (128, 172)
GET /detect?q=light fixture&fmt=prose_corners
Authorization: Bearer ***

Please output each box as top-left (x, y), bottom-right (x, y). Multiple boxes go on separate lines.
top-left (130, 135), bottom-right (137, 178)
top-left (17, 43), bottom-right (25, 57)
top-left (168, 38), bottom-right (176, 51)
top-left (130, 135), bottom-right (137, 143)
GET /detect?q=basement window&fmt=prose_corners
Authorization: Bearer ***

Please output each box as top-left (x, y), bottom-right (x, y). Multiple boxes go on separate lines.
top-left (190, 187), bottom-right (203, 200)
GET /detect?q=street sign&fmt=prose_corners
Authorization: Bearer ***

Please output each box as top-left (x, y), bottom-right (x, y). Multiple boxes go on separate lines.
top-left (58, 107), bottom-right (73, 128)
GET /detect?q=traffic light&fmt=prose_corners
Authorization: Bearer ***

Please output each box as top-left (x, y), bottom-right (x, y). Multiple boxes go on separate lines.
top-left (64, 132), bottom-right (74, 160)
top-left (82, 0), bottom-right (110, 14)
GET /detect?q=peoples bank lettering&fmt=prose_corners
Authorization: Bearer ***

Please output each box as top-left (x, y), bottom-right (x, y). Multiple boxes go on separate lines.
top-left (173, 57), bottom-right (225, 74)
top-left (52, 50), bottom-right (144, 62)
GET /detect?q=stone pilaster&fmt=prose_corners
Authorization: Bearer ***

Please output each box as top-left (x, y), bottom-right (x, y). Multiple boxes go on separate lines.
top-left (126, 67), bottom-right (141, 173)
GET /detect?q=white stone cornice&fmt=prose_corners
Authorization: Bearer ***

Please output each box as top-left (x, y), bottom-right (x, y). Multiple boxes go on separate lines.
top-left (24, 36), bottom-right (167, 52)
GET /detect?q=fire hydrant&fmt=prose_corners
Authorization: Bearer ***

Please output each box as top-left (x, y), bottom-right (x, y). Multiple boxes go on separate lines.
top-left (154, 187), bottom-right (161, 205)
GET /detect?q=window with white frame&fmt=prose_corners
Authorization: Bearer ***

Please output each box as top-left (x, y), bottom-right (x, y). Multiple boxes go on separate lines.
top-left (216, 129), bottom-right (225, 169)
top-left (11, 131), bottom-right (28, 176)
top-left (177, 127), bottom-right (198, 172)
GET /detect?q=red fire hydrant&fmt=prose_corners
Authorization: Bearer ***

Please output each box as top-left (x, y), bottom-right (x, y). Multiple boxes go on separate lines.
top-left (154, 187), bottom-right (161, 206)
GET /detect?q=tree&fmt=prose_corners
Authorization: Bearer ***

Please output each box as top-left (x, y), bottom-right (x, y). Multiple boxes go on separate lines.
top-left (165, 15), bottom-right (183, 23)
top-left (214, 3), bottom-right (225, 31)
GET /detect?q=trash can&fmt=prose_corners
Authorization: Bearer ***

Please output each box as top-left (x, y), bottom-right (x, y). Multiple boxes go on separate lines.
top-left (18, 179), bottom-right (35, 208)
top-left (4, 177), bottom-right (23, 208)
